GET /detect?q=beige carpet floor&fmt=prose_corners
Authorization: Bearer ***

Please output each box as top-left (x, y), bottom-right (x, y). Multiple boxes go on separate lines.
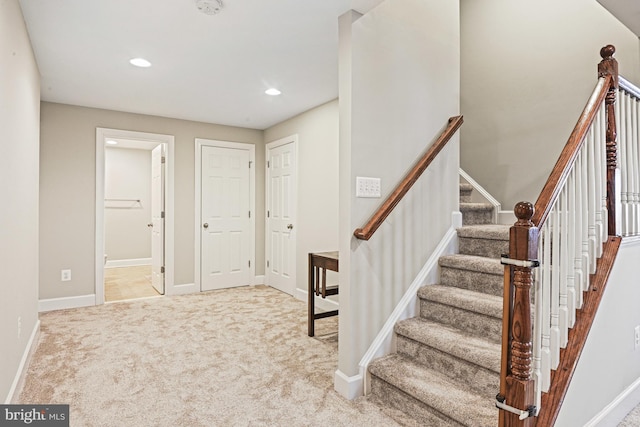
top-left (17, 285), bottom-right (400, 427)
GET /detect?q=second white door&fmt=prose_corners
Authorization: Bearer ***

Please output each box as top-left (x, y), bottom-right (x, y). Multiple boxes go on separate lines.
top-left (151, 144), bottom-right (165, 294)
top-left (201, 145), bottom-right (252, 291)
top-left (266, 138), bottom-right (297, 296)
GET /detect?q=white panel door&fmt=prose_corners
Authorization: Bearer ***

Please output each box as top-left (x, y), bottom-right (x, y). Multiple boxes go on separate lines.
top-left (151, 144), bottom-right (165, 294)
top-left (201, 146), bottom-right (251, 290)
top-left (266, 140), bottom-right (297, 295)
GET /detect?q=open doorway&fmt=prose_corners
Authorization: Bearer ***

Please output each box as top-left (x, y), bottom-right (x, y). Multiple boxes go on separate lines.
top-left (96, 128), bottom-right (175, 304)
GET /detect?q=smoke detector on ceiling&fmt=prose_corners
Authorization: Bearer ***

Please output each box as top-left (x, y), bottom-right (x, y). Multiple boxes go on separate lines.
top-left (196, 0), bottom-right (223, 15)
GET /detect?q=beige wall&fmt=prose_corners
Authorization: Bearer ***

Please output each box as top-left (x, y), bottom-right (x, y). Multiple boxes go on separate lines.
top-left (105, 147), bottom-right (152, 262)
top-left (338, 0), bottom-right (460, 386)
top-left (1, 0), bottom-right (40, 402)
top-left (39, 102), bottom-right (264, 300)
top-left (264, 99), bottom-right (340, 296)
top-left (460, 0), bottom-right (640, 212)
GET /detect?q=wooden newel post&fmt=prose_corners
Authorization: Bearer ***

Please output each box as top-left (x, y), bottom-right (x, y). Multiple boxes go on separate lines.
top-left (501, 202), bottom-right (538, 427)
top-left (598, 44), bottom-right (619, 236)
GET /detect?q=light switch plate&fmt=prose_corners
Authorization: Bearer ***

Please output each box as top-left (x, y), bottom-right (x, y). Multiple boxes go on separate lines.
top-left (356, 177), bottom-right (381, 198)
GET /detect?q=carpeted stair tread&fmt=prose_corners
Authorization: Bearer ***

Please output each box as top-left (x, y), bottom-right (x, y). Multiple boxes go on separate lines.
top-left (457, 224), bottom-right (510, 240)
top-left (395, 318), bottom-right (501, 373)
top-left (439, 254), bottom-right (503, 275)
top-left (418, 285), bottom-right (502, 319)
top-left (369, 354), bottom-right (498, 427)
top-left (459, 202), bottom-right (494, 211)
top-left (459, 183), bottom-right (473, 192)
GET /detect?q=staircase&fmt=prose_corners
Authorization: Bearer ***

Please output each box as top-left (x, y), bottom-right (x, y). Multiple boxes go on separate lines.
top-left (368, 182), bottom-right (509, 426)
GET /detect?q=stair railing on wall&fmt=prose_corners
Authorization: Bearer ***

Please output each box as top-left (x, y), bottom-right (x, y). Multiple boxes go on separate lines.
top-left (353, 115), bottom-right (463, 240)
top-left (498, 45), bottom-right (627, 426)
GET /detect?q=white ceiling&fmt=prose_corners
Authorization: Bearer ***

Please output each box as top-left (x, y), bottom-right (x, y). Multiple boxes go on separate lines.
top-left (19, 0), bottom-right (384, 130)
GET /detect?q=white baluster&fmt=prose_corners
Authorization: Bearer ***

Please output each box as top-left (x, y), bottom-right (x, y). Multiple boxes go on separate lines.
top-left (559, 186), bottom-right (569, 346)
top-left (550, 204), bottom-right (561, 369)
top-left (540, 222), bottom-right (552, 392)
top-left (574, 153), bottom-right (584, 308)
top-left (632, 95), bottom-right (640, 236)
top-left (580, 146), bottom-right (590, 288)
top-left (598, 104), bottom-right (608, 240)
top-left (567, 170), bottom-right (577, 327)
top-left (532, 261), bottom-right (543, 413)
top-left (587, 124), bottom-right (597, 270)
top-left (618, 90), bottom-right (629, 236)
top-left (593, 105), bottom-right (604, 253)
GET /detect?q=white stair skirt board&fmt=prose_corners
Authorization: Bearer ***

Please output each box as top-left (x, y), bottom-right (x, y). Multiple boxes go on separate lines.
top-left (334, 212), bottom-right (462, 400)
top-left (5, 320), bottom-right (40, 404)
top-left (334, 369), bottom-right (363, 401)
top-left (38, 294), bottom-right (96, 313)
top-left (585, 376), bottom-right (640, 427)
top-left (105, 258), bottom-right (152, 268)
top-left (459, 168), bottom-right (502, 224)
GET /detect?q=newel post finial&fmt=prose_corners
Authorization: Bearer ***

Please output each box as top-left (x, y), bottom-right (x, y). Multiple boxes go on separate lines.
top-left (514, 201), bottom-right (534, 227)
top-left (598, 44), bottom-right (620, 236)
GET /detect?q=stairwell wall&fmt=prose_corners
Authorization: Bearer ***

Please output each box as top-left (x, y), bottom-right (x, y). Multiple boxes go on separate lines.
top-left (336, 0), bottom-right (460, 398)
top-left (0, 0), bottom-right (40, 402)
top-left (460, 0), bottom-right (640, 213)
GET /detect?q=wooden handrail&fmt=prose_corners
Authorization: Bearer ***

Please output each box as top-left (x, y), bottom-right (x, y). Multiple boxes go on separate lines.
top-left (532, 45), bottom-right (618, 229)
top-left (531, 75), bottom-right (611, 227)
top-left (353, 115), bottom-right (463, 240)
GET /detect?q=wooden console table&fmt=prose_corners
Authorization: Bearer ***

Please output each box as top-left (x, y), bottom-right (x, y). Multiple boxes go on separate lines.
top-left (308, 251), bottom-right (339, 337)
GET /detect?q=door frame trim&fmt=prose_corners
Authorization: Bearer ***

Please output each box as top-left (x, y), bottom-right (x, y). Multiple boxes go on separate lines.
top-left (95, 128), bottom-right (175, 304)
top-left (195, 139), bottom-right (256, 291)
top-left (265, 134), bottom-right (299, 296)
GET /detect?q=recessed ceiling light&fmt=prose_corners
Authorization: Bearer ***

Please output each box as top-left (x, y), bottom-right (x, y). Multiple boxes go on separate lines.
top-left (130, 58), bottom-right (151, 68)
top-left (106, 140), bottom-right (118, 145)
top-left (265, 88), bottom-right (281, 96)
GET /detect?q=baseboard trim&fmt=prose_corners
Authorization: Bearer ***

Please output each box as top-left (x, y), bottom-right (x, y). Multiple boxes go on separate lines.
top-left (38, 294), bottom-right (96, 312)
top-left (334, 369), bottom-right (363, 400)
top-left (498, 210), bottom-right (515, 225)
top-left (169, 283), bottom-right (197, 296)
top-left (5, 320), bottom-right (40, 404)
top-left (105, 258), bottom-right (152, 268)
top-left (254, 275), bottom-right (265, 285)
top-left (295, 288), bottom-right (339, 313)
top-left (357, 222), bottom-right (459, 395)
top-left (585, 376), bottom-right (640, 427)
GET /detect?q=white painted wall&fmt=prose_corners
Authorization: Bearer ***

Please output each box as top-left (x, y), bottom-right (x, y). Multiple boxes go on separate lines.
top-left (336, 0), bottom-right (460, 397)
top-left (0, 0), bottom-right (40, 402)
top-left (39, 102), bottom-right (264, 300)
top-left (264, 100), bottom-right (340, 299)
top-left (556, 238), bottom-right (640, 426)
top-left (460, 0), bottom-right (640, 212)
top-left (105, 147), bottom-right (152, 262)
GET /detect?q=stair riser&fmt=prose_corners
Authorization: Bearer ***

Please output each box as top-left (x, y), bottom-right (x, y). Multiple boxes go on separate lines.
top-left (459, 191), bottom-right (472, 203)
top-left (397, 336), bottom-right (500, 397)
top-left (459, 237), bottom-right (508, 259)
top-left (419, 300), bottom-right (502, 343)
top-left (370, 376), bottom-right (464, 427)
top-left (461, 210), bottom-right (493, 225)
top-left (439, 268), bottom-right (503, 297)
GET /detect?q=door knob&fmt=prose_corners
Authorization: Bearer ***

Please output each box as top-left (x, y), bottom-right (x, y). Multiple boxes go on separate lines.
top-left (147, 223), bottom-right (153, 228)
top-left (287, 224), bottom-right (293, 230)
top-left (203, 223), bottom-right (209, 229)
